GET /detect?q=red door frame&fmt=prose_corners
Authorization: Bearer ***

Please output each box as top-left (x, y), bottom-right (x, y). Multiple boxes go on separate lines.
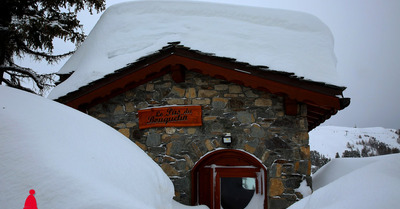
top-left (191, 149), bottom-right (267, 209)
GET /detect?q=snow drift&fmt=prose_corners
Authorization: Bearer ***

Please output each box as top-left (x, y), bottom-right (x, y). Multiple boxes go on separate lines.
top-left (49, 0), bottom-right (339, 100)
top-left (2, 86), bottom-right (400, 209)
top-left (302, 126), bottom-right (400, 209)
top-left (288, 153), bottom-right (400, 209)
top-left (0, 86), bottom-right (206, 209)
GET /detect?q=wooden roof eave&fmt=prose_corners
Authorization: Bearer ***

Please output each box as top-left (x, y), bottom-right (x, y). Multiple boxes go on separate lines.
top-left (54, 44), bottom-right (349, 131)
top-left (171, 46), bottom-right (346, 96)
top-left (58, 54), bottom-right (342, 112)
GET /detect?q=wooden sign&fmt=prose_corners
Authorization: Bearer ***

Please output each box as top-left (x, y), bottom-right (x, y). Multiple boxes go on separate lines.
top-left (138, 106), bottom-right (202, 129)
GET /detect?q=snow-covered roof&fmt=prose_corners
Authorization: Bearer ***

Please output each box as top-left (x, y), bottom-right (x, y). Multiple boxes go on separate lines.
top-left (49, 0), bottom-right (339, 100)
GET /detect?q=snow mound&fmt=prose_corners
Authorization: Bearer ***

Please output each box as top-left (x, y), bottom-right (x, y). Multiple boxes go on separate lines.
top-left (0, 86), bottom-right (205, 209)
top-left (49, 0), bottom-right (339, 100)
top-left (288, 154), bottom-right (400, 209)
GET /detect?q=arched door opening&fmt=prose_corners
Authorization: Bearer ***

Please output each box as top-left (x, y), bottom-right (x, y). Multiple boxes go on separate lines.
top-left (191, 149), bottom-right (267, 209)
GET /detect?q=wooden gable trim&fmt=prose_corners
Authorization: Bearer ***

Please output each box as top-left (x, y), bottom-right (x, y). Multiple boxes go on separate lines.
top-left (55, 45), bottom-right (349, 131)
top-left (60, 54), bottom-right (342, 112)
top-left (169, 45), bottom-right (346, 96)
top-left (175, 55), bottom-right (342, 109)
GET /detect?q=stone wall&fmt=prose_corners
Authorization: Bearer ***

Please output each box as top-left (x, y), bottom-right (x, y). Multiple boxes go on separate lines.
top-left (88, 71), bottom-right (311, 208)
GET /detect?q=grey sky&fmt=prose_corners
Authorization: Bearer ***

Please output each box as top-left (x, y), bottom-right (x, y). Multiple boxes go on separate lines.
top-left (17, 0), bottom-right (400, 129)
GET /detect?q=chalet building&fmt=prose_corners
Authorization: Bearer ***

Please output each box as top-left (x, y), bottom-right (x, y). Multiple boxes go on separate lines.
top-left (49, 1), bottom-right (350, 209)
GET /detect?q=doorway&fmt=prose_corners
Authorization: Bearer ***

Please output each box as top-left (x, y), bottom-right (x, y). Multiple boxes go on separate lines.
top-left (191, 149), bottom-right (267, 209)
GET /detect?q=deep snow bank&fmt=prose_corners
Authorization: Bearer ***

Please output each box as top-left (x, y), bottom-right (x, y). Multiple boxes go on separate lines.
top-left (0, 86), bottom-right (203, 209)
top-left (288, 153), bottom-right (400, 209)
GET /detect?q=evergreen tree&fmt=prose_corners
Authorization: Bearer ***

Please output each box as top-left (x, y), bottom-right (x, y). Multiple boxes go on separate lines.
top-left (0, 0), bottom-right (105, 95)
top-left (310, 150), bottom-right (331, 174)
top-left (342, 149), bottom-right (361, 158)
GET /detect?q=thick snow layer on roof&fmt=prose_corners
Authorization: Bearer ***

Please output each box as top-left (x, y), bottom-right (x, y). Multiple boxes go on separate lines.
top-left (0, 86), bottom-right (207, 209)
top-left (49, 0), bottom-right (339, 99)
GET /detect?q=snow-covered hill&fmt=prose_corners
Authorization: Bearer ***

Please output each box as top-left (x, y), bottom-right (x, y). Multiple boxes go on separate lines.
top-left (310, 126), bottom-right (400, 158)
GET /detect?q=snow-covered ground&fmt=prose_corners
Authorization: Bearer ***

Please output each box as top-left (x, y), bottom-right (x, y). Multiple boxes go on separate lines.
top-left (2, 86), bottom-right (399, 209)
top-left (288, 153), bottom-right (400, 209)
top-left (310, 126), bottom-right (400, 158)
top-left (288, 126), bottom-right (400, 209)
top-left (0, 86), bottom-right (207, 209)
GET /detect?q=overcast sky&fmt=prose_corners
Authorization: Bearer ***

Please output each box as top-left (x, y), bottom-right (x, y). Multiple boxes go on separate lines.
top-left (18, 0), bottom-right (400, 129)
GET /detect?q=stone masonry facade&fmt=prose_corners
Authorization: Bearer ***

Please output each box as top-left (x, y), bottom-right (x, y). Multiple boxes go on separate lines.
top-left (87, 71), bottom-right (311, 209)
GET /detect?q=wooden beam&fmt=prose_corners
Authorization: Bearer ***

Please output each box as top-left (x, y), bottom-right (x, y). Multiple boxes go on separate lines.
top-left (171, 64), bottom-right (185, 83)
top-left (285, 98), bottom-right (298, 116)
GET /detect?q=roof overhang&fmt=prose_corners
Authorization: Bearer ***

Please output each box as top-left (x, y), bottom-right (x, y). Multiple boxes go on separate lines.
top-left (55, 44), bottom-right (350, 131)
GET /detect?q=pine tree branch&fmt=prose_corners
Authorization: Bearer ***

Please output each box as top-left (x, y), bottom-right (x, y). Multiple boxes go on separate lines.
top-left (23, 46), bottom-right (75, 62)
top-left (1, 76), bottom-right (36, 94)
top-left (0, 65), bottom-right (44, 89)
top-left (0, 0), bottom-right (106, 94)
top-left (16, 39), bottom-right (75, 63)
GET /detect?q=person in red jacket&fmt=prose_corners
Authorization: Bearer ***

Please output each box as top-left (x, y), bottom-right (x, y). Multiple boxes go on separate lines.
top-left (23, 189), bottom-right (38, 209)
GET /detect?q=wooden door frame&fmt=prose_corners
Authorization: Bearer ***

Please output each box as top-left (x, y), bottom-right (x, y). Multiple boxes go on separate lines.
top-left (191, 149), bottom-right (268, 209)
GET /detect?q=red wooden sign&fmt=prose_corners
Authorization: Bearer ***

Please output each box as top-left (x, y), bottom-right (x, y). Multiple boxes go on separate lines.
top-left (138, 106), bottom-right (202, 129)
